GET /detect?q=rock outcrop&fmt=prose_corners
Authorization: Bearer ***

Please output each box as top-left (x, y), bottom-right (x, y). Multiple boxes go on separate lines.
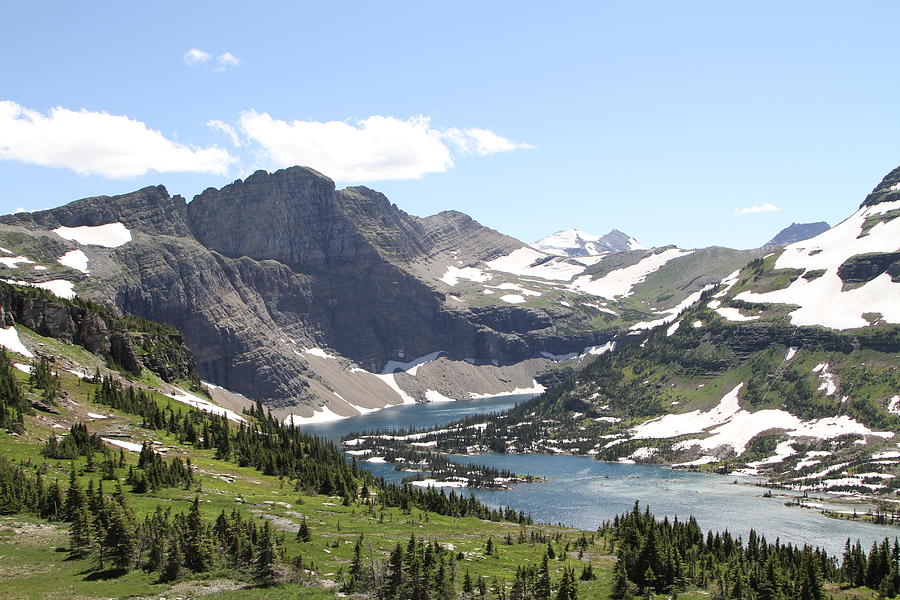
top-left (765, 222), bottom-right (830, 247)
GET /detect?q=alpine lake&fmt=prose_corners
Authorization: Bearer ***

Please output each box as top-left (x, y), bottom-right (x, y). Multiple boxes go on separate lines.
top-left (299, 393), bottom-right (898, 557)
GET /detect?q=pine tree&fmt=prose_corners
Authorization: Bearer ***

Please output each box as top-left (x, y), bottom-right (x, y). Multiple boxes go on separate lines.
top-left (184, 496), bottom-right (214, 571)
top-left (381, 543), bottom-right (404, 600)
top-left (161, 536), bottom-right (183, 582)
top-left (296, 516), bottom-right (311, 542)
top-left (69, 503), bottom-right (94, 557)
top-left (254, 519), bottom-right (280, 586)
top-left (536, 553), bottom-right (552, 599)
top-left (611, 551), bottom-right (631, 599)
top-left (343, 533), bottom-right (365, 592)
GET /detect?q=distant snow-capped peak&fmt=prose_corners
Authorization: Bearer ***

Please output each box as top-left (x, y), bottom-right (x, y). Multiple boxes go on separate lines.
top-left (532, 228), bottom-right (644, 256)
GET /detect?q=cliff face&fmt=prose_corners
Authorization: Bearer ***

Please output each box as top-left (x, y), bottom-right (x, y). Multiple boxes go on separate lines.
top-left (0, 281), bottom-right (195, 381)
top-left (0, 167), bottom-right (597, 407)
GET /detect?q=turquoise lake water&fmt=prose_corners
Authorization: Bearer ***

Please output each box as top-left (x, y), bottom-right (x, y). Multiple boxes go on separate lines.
top-left (301, 394), bottom-right (897, 557)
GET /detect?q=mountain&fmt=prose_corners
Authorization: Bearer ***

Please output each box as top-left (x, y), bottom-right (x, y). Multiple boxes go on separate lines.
top-left (765, 221), bottom-right (831, 246)
top-left (0, 166), bottom-right (796, 420)
top-left (532, 228), bottom-right (644, 256)
top-left (379, 165), bottom-right (900, 493)
top-left (0, 167), bottom-right (605, 418)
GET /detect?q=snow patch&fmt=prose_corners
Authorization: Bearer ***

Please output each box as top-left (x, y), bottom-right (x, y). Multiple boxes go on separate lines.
top-left (58, 249), bottom-right (89, 273)
top-left (499, 294), bottom-right (526, 304)
top-left (439, 266), bottom-right (490, 286)
top-left (486, 247), bottom-right (585, 281)
top-left (283, 405), bottom-right (349, 425)
top-left (0, 255), bottom-right (35, 268)
top-left (888, 396), bottom-right (900, 416)
top-left (715, 307), bottom-right (759, 322)
top-left (570, 248), bottom-right (692, 299)
top-left (0, 326), bottom-right (34, 358)
top-left (469, 380), bottom-right (545, 399)
top-left (165, 388), bottom-right (246, 423)
top-left (101, 438), bottom-right (143, 452)
top-left (424, 390), bottom-right (456, 403)
top-left (381, 351), bottom-right (444, 375)
top-left (53, 223), bottom-right (132, 247)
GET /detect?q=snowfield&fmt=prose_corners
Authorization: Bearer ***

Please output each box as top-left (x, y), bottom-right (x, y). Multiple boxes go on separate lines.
top-left (635, 383), bottom-right (894, 457)
top-left (53, 222), bottom-right (132, 247)
top-left (57, 249), bottom-right (89, 273)
top-left (0, 326), bottom-right (34, 358)
top-left (438, 266), bottom-right (490, 286)
top-left (570, 248), bottom-right (692, 299)
top-left (485, 247), bottom-right (585, 281)
top-left (735, 200), bottom-right (900, 329)
top-left (165, 387), bottom-right (247, 423)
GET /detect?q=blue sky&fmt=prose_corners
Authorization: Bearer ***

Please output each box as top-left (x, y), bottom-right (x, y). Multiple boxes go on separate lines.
top-left (1, 2), bottom-right (898, 249)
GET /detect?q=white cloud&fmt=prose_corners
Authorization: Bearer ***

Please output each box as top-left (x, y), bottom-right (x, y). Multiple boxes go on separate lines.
top-left (736, 202), bottom-right (780, 215)
top-left (238, 112), bottom-right (532, 181)
top-left (206, 119), bottom-right (241, 146)
top-left (238, 112), bottom-right (453, 181)
top-left (0, 101), bottom-right (235, 178)
top-left (444, 127), bottom-right (535, 156)
top-left (217, 52), bottom-right (240, 66)
top-left (184, 48), bottom-right (211, 65)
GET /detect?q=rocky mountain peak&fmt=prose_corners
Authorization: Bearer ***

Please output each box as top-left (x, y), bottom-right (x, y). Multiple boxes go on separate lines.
top-left (0, 185), bottom-right (191, 237)
top-left (765, 222), bottom-right (830, 247)
top-left (186, 166), bottom-right (371, 269)
top-left (860, 164), bottom-right (900, 208)
top-left (533, 228), bottom-right (643, 256)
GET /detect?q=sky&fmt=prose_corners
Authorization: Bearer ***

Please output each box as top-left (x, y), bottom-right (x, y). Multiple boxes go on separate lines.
top-left (1, 1), bottom-right (898, 250)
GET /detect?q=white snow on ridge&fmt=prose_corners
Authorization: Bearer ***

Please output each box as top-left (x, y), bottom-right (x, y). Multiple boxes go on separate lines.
top-left (888, 396), bottom-right (900, 416)
top-left (570, 248), bottom-right (692, 299)
top-left (283, 405), bottom-right (349, 426)
top-left (439, 266), bottom-right (490, 286)
top-left (784, 346), bottom-right (798, 362)
top-left (373, 373), bottom-right (418, 405)
top-left (634, 383), bottom-right (744, 440)
top-left (485, 247), bottom-right (586, 281)
top-left (641, 383), bottom-right (894, 457)
top-left (58, 249), bottom-right (89, 273)
top-left (469, 380), bottom-right (545, 399)
top-left (0, 326), bottom-right (34, 358)
top-left (165, 388), bottom-right (247, 423)
top-left (424, 389), bottom-right (456, 403)
top-left (0, 255), bottom-right (34, 268)
top-left (630, 285), bottom-right (714, 331)
top-left (499, 294), bottom-right (526, 304)
top-left (715, 307), bottom-right (759, 322)
top-left (53, 223), bottom-right (132, 248)
top-left (735, 200), bottom-right (900, 329)
top-left (3, 278), bottom-right (76, 299)
top-left (101, 438), bottom-right (144, 452)
top-left (381, 351), bottom-right (444, 375)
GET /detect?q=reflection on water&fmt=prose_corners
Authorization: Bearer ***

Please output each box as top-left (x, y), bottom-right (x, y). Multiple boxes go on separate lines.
top-left (300, 394), bottom-right (897, 557)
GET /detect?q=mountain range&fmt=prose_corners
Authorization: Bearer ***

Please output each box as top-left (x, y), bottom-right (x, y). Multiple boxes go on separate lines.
top-left (0, 164), bottom-right (896, 437)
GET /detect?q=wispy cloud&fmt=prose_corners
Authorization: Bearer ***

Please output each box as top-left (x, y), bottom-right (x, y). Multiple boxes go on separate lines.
top-left (444, 127), bottom-right (535, 156)
top-left (736, 202), bottom-right (780, 215)
top-left (217, 52), bottom-right (240, 67)
top-left (238, 112), bottom-right (533, 182)
top-left (184, 48), bottom-right (211, 65)
top-left (0, 101), bottom-right (235, 178)
top-left (185, 49), bottom-right (240, 71)
top-left (206, 119), bottom-right (241, 146)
